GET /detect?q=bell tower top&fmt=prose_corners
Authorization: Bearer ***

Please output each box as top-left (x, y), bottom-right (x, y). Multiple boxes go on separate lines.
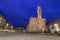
top-left (37, 6), bottom-right (42, 18)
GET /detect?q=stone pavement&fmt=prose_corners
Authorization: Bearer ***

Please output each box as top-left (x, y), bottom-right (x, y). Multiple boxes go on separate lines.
top-left (0, 33), bottom-right (60, 40)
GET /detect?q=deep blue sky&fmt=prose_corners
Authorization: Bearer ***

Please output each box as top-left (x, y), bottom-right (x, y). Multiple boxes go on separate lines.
top-left (0, 0), bottom-right (60, 27)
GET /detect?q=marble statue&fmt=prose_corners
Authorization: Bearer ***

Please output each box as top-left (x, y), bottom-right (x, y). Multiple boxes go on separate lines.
top-left (48, 19), bottom-right (60, 35)
top-left (54, 23), bottom-right (60, 32)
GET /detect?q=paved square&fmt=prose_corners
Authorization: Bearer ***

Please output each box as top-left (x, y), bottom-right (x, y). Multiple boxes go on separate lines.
top-left (0, 33), bottom-right (60, 40)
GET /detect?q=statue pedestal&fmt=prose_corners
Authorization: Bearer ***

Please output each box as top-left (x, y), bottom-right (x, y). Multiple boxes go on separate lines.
top-left (26, 17), bottom-right (46, 32)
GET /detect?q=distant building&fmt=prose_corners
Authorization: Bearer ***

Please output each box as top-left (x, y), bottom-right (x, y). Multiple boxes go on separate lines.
top-left (0, 15), bottom-right (6, 29)
top-left (15, 27), bottom-right (24, 32)
top-left (0, 15), bottom-right (13, 30)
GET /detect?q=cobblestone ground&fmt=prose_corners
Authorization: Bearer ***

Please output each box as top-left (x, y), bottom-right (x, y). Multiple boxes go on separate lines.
top-left (0, 33), bottom-right (60, 40)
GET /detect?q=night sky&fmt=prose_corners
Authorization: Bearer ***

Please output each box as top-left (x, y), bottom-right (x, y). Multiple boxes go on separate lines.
top-left (0, 0), bottom-right (60, 27)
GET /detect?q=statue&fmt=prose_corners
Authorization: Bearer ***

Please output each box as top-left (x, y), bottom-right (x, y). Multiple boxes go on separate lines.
top-left (48, 19), bottom-right (60, 35)
top-left (54, 23), bottom-right (60, 32)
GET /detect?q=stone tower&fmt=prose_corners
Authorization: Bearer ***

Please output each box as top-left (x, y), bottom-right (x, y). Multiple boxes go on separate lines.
top-left (37, 6), bottom-right (42, 18)
top-left (26, 6), bottom-right (46, 32)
